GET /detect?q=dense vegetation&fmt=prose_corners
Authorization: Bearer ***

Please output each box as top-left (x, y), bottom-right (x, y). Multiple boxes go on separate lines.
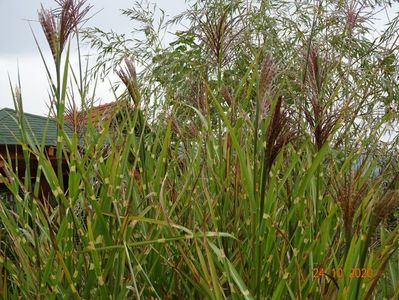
top-left (1, 0), bottom-right (398, 298)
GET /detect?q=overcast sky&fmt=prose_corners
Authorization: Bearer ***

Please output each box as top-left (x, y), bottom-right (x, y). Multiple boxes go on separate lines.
top-left (0, 0), bottom-right (188, 115)
top-left (0, 1), bottom-right (398, 116)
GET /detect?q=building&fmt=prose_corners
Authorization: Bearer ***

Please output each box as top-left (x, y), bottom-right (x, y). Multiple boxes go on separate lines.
top-left (0, 107), bottom-right (73, 200)
top-left (1, 101), bottom-right (143, 201)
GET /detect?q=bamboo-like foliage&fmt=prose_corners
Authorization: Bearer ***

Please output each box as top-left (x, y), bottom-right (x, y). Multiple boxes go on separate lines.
top-left (0, 0), bottom-right (398, 299)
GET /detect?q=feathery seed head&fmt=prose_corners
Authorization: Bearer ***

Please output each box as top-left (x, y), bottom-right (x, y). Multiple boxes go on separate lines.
top-left (38, 0), bottom-right (92, 60)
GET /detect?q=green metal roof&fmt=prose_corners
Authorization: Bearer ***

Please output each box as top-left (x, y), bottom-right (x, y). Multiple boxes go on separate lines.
top-left (0, 108), bottom-right (73, 146)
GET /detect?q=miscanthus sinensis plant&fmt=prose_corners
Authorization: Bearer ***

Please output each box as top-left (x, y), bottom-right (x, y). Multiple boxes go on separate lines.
top-left (1, 0), bottom-right (399, 298)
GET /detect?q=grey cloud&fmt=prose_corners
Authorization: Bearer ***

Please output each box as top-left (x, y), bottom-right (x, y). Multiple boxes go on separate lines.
top-left (0, 0), bottom-right (188, 56)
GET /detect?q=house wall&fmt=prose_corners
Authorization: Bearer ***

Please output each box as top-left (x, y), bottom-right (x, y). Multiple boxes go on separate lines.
top-left (0, 144), bottom-right (69, 201)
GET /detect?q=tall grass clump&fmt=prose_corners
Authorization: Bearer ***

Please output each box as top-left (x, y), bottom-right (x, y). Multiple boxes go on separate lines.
top-left (0, 0), bottom-right (399, 298)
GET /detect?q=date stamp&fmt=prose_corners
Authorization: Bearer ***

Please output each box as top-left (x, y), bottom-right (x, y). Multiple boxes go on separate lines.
top-left (313, 267), bottom-right (373, 279)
